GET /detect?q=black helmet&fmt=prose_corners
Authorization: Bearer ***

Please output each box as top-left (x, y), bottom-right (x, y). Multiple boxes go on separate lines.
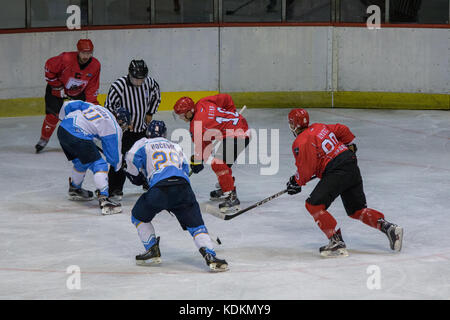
top-left (129, 60), bottom-right (148, 79)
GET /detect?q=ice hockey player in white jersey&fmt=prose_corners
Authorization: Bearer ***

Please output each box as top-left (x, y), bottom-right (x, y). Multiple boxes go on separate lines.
top-left (125, 120), bottom-right (228, 272)
top-left (57, 100), bottom-right (130, 215)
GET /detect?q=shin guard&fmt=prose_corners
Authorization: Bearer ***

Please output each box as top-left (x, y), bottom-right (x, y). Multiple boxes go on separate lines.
top-left (305, 202), bottom-right (338, 239)
top-left (211, 158), bottom-right (234, 193)
top-left (350, 208), bottom-right (385, 230)
top-left (131, 216), bottom-right (157, 250)
top-left (41, 113), bottom-right (59, 141)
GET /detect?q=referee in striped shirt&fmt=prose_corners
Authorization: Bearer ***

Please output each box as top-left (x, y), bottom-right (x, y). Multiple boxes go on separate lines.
top-left (105, 60), bottom-right (161, 199)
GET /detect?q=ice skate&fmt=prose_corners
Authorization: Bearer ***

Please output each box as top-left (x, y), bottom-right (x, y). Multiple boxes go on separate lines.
top-left (211, 180), bottom-right (233, 201)
top-left (35, 138), bottom-right (48, 153)
top-left (218, 189), bottom-right (240, 213)
top-left (210, 184), bottom-right (225, 201)
top-left (68, 178), bottom-right (94, 201)
top-left (199, 247), bottom-right (228, 272)
top-left (96, 190), bottom-right (122, 215)
top-left (379, 219), bottom-right (403, 252)
top-left (319, 229), bottom-right (349, 257)
top-left (136, 236), bottom-right (162, 266)
top-left (109, 190), bottom-right (123, 201)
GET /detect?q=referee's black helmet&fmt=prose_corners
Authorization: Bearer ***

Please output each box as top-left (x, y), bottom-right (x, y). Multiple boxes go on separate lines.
top-left (129, 60), bottom-right (148, 79)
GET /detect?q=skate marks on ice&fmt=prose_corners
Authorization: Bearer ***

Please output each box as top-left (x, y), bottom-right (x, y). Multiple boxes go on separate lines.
top-left (1, 111), bottom-right (450, 299)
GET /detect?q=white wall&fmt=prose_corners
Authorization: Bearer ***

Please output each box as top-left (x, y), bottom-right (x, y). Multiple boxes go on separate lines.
top-left (336, 27), bottom-right (450, 94)
top-left (0, 26), bottom-right (448, 100)
top-left (219, 27), bottom-right (330, 92)
top-left (0, 28), bottom-right (219, 99)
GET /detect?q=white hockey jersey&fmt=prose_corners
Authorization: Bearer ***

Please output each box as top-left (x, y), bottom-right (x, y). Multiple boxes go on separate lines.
top-left (59, 100), bottom-right (123, 171)
top-left (125, 137), bottom-right (190, 188)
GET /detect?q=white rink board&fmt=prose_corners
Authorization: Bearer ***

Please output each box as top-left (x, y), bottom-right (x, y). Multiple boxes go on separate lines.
top-left (336, 27), bottom-right (450, 94)
top-left (1, 26), bottom-right (448, 100)
top-left (0, 108), bottom-right (449, 299)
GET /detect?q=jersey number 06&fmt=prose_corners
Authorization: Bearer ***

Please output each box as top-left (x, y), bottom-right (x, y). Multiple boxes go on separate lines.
top-left (322, 132), bottom-right (339, 154)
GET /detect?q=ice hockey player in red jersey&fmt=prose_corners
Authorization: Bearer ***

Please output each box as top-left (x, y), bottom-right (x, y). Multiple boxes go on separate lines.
top-left (35, 39), bottom-right (101, 153)
top-left (173, 94), bottom-right (250, 212)
top-left (286, 108), bottom-right (403, 257)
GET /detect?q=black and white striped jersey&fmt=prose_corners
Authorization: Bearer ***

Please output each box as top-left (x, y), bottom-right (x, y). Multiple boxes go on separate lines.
top-left (104, 75), bottom-right (161, 133)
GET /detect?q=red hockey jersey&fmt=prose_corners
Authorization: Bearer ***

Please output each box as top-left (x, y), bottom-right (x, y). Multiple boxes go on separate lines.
top-left (44, 52), bottom-right (100, 104)
top-left (189, 94), bottom-right (250, 160)
top-left (292, 123), bottom-right (355, 186)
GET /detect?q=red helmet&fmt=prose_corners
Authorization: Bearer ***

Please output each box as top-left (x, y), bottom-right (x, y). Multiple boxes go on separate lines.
top-left (288, 108), bottom-right (309, 133)
top-left (174, 97), bottom-right (195, 115)
top-left (77, 39), bottom-right (94, 52)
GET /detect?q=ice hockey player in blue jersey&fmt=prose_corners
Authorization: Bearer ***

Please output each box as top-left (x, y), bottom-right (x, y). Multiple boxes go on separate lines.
top-left (57, 100), bottom-right (130, 215)
top-left (125, 120), bottom-right (228, 272)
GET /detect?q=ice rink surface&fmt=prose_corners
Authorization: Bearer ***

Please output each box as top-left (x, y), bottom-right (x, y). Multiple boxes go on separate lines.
top-left (0, 108), bottom-right (449, 300)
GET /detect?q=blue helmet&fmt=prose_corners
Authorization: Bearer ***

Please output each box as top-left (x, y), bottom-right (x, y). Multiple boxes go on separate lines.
top-left (115, 107), bottom-right (131, 131)
top-left (146, 120), bottom-right (167, 138)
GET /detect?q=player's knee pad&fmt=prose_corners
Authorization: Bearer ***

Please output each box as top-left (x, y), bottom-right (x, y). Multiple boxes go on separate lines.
top-left (187, 225), bottom-right (208, 238)
top-left (211, 158), bottom-right (231, 176)
top-left (305, 201), bottom-right (337, 239)
top-left (305, 202), bottom-right (326, 219)
top-left (89, 158), bottom-right (108, 174)
top-left (131, 215), bottom-right (141, 227)
top-left (45, 113), bottom-right (59, 125)
top-left (72, 158), bottom-right (90, 173)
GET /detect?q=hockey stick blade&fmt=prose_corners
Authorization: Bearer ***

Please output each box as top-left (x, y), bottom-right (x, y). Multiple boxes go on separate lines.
top-left (205, 204), bottom-right (227, 220)
top-left (208, 230), bottom-right (222, 245)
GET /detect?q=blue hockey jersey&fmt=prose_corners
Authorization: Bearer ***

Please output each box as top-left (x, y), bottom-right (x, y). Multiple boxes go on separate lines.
top-left (125, 137), bottom-right (190, 188)
top-left (59, 100), bottom-right (123, 171)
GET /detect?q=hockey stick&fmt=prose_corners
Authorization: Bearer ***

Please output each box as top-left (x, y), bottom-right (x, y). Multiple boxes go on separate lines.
top-left (206, 175), bottom-right (317, 220)
top-left (206, 189), bottom-right (288, 220)
top-left (226, 0), bottom-right (256, 15)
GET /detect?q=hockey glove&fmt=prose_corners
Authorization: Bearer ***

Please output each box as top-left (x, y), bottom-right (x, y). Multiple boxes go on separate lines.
top-left (346, 143), bottom-right (357, 153)
top-left (125, 171), bottom-right (147, 186)
top-left (51, 87), bottom-right (66, 99)
top-left (190, 155), bottom-right (204, 174)
top-left (142, 179), bottom-right (150, 191)
top-left (286, 175), bottom-right (302, 195)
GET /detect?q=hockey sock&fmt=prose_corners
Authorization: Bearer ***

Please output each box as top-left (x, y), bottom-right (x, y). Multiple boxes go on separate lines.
top-left (131, 216), bottom-right (157, 250)
top-left (187, 225), bottom-right (216, 254)
top-left (305, 202), bottom-right (338, 239)
top-left (71, 159), bottom-right (90, 188)
top-left (91, 159), bottom-right (109, 196)
top-left (350, 208), bottom-right (385, 230)
top-left (211, 158), bottom-right (234, 193)
top-left (71, 170), bottom-right (86, 188)
top-left (93, 172), bottom-right (108, 196)
top-left (40, 113), bottom-right (59, 141)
